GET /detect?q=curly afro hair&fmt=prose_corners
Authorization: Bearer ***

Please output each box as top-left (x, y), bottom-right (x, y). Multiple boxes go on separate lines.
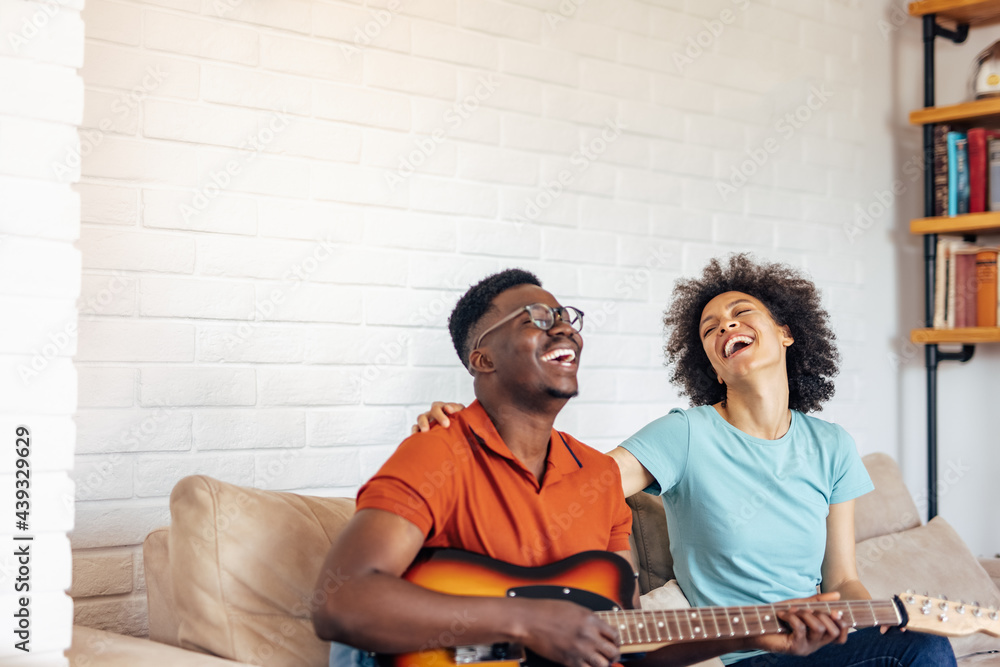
top-left (449, 268), bottom-right (542, 369)
top-left (663, 254), bottom-right (839, 413)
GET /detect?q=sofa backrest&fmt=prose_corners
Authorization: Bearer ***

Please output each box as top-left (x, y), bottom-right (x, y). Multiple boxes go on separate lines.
top-left (165, 475), bottom-right (355, 667)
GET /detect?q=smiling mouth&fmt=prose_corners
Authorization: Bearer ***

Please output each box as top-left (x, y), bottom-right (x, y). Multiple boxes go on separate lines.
top-left (540, 348), bottom-right (577, 365)
top-left (724, 335), bottom-right (754, 358)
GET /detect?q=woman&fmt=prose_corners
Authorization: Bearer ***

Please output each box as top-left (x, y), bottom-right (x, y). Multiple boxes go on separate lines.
top-left (416, 255), bottom-right (956, 666)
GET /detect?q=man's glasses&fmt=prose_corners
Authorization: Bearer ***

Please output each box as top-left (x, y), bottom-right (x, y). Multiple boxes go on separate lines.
top-left (472, 303), bottom-right (585, 352)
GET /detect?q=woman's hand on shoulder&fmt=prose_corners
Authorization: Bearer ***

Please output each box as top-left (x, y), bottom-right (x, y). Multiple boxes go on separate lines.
top-left (411, 402), bottom-right (466, 434)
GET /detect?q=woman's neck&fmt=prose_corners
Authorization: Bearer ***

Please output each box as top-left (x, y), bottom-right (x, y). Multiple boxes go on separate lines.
top-left (714, 375), bottom-right (792, 440)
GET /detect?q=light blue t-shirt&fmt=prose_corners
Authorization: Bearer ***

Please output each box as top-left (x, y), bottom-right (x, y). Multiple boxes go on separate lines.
top-left (621, 406), bottom-right (873, 664)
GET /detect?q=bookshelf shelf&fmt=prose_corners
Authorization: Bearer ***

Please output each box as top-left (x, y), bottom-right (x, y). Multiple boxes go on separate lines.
top-left (909, 0), bottom-right (1000, 26)
top-left (909, 211), bottom-right (1000, 234)
top-left (909, 97), bottom-right (1000, 125)
top-left (911, 326), bottom-right (1000, 343)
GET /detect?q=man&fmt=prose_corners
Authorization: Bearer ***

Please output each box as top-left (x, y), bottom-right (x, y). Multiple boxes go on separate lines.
top-left (312, 269), bottom-right (848, 667)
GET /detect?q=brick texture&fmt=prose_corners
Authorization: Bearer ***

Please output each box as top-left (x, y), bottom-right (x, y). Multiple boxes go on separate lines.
top-left (68, 0), bottom-right (886, 642)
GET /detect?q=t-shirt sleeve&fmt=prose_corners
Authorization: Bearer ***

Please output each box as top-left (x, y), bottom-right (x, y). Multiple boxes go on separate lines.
top-left (828, 425), bottom-right (874, 504)
top-left (618, 408), bottom-right (690, 496)
top-left (356, 433), bottom-right (458, 537)
top-left (606, 463), bottom-right (634, 553)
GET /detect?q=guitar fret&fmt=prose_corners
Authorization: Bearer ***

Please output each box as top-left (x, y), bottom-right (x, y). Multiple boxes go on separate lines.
top-left (711, 607), bottom-right (724, 638)
top-left (636, 611), bottom-right (652, 645)
top-left (650, 610), bottom-right (664, 643)
top-left (754, 605), bottom-right (766, 635)
top-left (618, 610), bottom-right (633, 646)
top-left (721, 607), bottom-right (734, 637)
top-left (868, 600), bottom-right (878, 628)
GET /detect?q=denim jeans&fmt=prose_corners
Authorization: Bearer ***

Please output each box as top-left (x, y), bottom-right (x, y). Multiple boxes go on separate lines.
top-left (329, 642), bottom-right (377, 667)
top-left (729, 627), bottom-right (957, 667)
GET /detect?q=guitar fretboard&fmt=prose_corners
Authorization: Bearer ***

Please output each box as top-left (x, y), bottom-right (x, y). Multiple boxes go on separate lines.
top-left (597, 600), bottom-right (901, 647)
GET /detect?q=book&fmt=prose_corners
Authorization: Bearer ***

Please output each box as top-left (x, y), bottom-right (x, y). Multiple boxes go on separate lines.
top-left (954, 249), bottom-right (978, 327)
top-left (968, 128), bottom-right (987, 213)
top-left (989, 136), bottom-right (1000, 211)
top-left (934, 236), bottom-right (963, 328)
top-left (976, 248), bottom-right (998, 327)
top-left (947, 132), bottom-right (963, 216)
top-left (933, 124), bottom-right (950, 217)
top-left (947, 241), bottom-right (958, 328)
top-left (953, 132), bottom-right (970, 215)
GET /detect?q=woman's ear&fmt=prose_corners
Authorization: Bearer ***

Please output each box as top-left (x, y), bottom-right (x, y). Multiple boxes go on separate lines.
top-left (780, 325), bottom-right (794, 347)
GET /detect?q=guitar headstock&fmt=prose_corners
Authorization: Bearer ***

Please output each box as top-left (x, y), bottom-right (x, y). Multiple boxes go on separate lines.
top-left (896, 592), bottom-right (1000, 638)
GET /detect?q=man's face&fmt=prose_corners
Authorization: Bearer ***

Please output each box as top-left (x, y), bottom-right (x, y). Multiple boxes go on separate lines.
top-left (472, 284), bottom-right (583, 401)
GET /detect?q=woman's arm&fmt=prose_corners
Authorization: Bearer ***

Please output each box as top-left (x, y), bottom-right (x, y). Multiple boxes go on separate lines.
top-left (608, 447), bottom-right (656, 498)
top-left (819, 499), bottom-right (871, 601)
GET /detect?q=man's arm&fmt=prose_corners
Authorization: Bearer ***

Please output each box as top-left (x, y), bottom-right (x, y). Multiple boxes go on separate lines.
top-left (312, 508), bottom-right (622, 667)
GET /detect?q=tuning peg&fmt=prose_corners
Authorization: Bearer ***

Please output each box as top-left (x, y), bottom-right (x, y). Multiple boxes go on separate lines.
top-left (939, 601), bottom-right (949, 611)
top-left (906, 589), bottom-right (914, 594)
top-left (956, 603), bottom-right (967, 614)
top-left (974, 606), bottom-right (983, 618)
top-left (906, 594), bottom-right (916, 604)
top-left (940, 595), bottom-right (949, 601)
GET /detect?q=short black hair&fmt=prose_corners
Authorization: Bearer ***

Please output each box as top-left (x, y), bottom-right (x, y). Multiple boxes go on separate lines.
top-left (449, 268), bottom-right (542, 369)
top-left (663, 253), bottom-right (839, 413)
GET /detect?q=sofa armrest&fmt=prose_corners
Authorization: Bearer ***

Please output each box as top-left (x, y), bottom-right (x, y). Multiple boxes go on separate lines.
top-left (978, 557), bottom-right (1000, 591)
top-left (143, 527), bottom-right (181, 648)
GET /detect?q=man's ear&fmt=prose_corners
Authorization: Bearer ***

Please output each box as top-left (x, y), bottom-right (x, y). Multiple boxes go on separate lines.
top-left (469, 348), bottom-right (495, 375)
top-left (780, 325), bottom-right (794, 347)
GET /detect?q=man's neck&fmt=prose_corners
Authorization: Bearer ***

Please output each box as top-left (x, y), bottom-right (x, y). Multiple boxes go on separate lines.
top-left (478, 397), bottom-right (561, 482)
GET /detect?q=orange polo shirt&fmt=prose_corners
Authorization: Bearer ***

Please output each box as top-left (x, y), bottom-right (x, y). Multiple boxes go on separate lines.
top-left (357, 400), bottom-right (632, 567)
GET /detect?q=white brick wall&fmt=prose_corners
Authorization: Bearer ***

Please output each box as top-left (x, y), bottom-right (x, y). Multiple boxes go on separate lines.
top-left (67, 0), bottom-right (910, 638)
top-left (0, 0), bottom-right (83, 662)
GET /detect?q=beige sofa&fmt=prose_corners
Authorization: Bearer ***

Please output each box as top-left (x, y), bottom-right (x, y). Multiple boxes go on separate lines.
top-left (68, 453), bottom-right (1000, 666)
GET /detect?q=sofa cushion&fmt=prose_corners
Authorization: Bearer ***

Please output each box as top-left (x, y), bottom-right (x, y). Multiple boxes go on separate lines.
top-left (626, 492), bottom-right (673, 594)
top-left (69, 625), bottom-right (257, 667)
top-left (854, 453), bottom-right (921, 543)
top-left (856, 516), bottom-right (1000, 659)
top-left (168, 475), bottom-right (355, 667)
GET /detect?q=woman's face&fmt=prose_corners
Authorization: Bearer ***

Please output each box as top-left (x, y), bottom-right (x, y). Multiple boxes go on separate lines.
top-left (698, 291), bottom-right (794, 384)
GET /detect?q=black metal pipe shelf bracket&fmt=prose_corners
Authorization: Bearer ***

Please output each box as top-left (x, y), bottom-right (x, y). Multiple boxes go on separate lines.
top-left (920, 14), bottom-right (973, 522)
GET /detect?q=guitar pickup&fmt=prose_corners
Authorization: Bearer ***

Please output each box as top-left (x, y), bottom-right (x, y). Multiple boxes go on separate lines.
top-left (453, 643), bottom-right (524, 664)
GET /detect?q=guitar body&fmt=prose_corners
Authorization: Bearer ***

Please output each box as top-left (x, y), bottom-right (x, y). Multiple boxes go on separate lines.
top-left (376, 549), bottom-right (636, 667)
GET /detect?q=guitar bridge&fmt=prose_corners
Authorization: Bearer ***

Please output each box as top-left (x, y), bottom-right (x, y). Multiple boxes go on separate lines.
top-left (454, 643), bottom-right (523, 664)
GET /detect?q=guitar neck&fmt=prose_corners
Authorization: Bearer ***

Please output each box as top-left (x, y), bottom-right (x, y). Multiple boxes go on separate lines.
top-left (598, 599), bottom-right (902, 650)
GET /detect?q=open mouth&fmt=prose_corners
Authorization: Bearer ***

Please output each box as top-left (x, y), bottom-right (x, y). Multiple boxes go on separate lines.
top-left (724, 335), bottom-right (754, 358)
top-left (540, 347), bottom-right (577, 366)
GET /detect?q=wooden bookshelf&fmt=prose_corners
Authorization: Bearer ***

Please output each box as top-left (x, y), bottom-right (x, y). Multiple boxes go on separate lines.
top-left (911, 326), bottom-right (1000, 343)
top-left (909, 97), bottom-right (1000, 125)
top-left (909, 0), bottom-right (1000, 26)
top-left (910, 211), bottom-right (1000, 234)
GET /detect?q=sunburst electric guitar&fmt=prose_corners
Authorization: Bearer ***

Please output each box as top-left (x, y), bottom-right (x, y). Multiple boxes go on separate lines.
top-left (376, 549), bottom-right (1000, 667)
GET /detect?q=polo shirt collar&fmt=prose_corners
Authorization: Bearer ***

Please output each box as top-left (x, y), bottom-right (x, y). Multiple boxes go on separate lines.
top-left (463, 400), bottom-right (581, 486)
